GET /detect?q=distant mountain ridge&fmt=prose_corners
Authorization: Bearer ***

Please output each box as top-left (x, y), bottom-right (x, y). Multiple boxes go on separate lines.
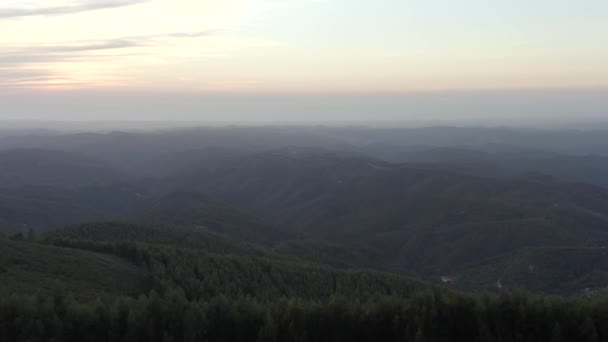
top-left (0, 148), bottom-right (125, 187)
top-left (2, 127), bottom-right (608, 294)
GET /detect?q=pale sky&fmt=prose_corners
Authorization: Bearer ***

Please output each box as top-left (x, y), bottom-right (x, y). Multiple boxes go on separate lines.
top-left (0, 0), bottom-right (607, 121)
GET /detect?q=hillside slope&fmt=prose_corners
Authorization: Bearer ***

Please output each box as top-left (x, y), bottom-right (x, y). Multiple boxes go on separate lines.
top-left (41, 222), bottom-right (431, 300)
top-left (0, 149), bottom-right (124, 187)
top-left (0, 237), bottom-right (147, 297)
top-left (173, 149), bottom-right (608, 292)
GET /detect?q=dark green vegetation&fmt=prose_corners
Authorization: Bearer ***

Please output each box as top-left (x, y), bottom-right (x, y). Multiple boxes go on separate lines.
top-left (174, 149), bottom-right (608, 294)
top-left (1, 224), bottom-right (607, 342)
top-left (3, 126), bottom-right (608, 340)
top-left (44, 222), bottom-right (428, 300)
top-left (0, 236), bottom-right (146, 297)
top-left (3, 288), bottom-right (608, 342)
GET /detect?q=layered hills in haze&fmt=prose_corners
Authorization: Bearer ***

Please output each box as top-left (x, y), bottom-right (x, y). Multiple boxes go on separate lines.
top-left (2, 126), bottom-right (608, 296)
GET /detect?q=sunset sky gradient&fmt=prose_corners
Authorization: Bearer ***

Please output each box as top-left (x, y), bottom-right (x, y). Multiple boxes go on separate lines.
top-left (1, 0), bottom-right (607, 121)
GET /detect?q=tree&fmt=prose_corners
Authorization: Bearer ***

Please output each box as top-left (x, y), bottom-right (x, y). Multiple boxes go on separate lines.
top-left (257, 315), bottom-right (278, 342)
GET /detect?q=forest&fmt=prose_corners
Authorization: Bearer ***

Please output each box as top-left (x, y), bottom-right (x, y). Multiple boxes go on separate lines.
top-left (2, 234), bottom-right (607, 342)
top-left (3, 126), bottom-right (608, 341)
top-left (2, 288), bottom-right (606, 342)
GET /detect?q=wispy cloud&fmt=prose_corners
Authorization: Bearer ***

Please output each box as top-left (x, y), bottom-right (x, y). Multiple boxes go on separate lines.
top-left (0, 69), bottom-right (52, 80)
top-left (2, 30), bottom-right (216, 56)
top-left (0, 0), bottom-right (149, 19)
top-left (0, 1), bottom-right (279, 90)
top-left (0, 30), bottom-right (217, 60)
top-left (30, 39), bottom-right (140, 53)
top-left (0, 30), bottom-right (272, 89)
top-left (0, 33), bottom-right (182, 88)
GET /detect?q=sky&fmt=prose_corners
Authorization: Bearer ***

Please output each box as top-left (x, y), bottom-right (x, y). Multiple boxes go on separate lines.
top-left (0, 0), bottom-right (607, 122)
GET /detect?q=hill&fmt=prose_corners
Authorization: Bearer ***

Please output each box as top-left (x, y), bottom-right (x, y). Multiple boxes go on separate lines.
top-left (0, 236), bottom-right (147, 297)
top-left (172, 149), bottom-right (608, 293)
top-left (2, 222), bottom-right (607, 342)
top-left (373, 146), bottom-right (608, 189)
top-left (0, 149), bottom-right (124, 187)
top-left (139, 191), bottom-right (292, 244)
top-left (42, 222), bottom-right (431, 300)
top-left (0, 184), bottom-right (150, 233)
top-left (46, 221), bottom-right (270, 258)
top-left (2, 145), bottom-right (608, 294)
top-left (456, 246), bottom-right (608, 294)
top-left (1, 130), bottom-right (608, 295)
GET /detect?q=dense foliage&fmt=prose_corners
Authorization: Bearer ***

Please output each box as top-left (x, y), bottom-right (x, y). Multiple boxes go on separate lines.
top-left (2, 226), bottom-right (608, 341)
top-left (1, 289), bottom-right (606, 342)
top-left (45, 233), bottom-right (428, 301)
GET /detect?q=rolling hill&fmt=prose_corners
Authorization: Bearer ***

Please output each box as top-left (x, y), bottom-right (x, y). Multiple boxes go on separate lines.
top-left (0, 149), bottom-right (125, 187)
top-left (41, 222), bottom-right (431, 300)
top-left (3, 127), bottom-right (608, 340)
top-left (168, 148), bottom-right (608, 293)
top-left (1, 128), bottom-right (608, 295)
top-left (0, 184), bottom-right (150, 233)
top-left (0, 236), bottom-right (147, 297)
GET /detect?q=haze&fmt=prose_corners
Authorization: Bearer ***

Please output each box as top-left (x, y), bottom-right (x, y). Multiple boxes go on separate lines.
top-left (1, 0), bottom-right (607, 122)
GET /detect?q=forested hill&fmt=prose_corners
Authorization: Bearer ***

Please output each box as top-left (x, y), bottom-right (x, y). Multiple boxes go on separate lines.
top-left (0, 148), bottom-right (124, 187)
top-left (167, 149), bottom-right (608, 294)
top-left (1, 223), bottom-right (607, 342)
top-left (3, 127), bottom-right (608, 341)
top-left (2, 142), bottom-right (608, 294)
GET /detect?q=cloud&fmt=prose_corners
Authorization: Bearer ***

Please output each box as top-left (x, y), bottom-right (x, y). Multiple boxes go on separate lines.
top-left (0, 69), bottom-right (51, 80)
top-left (0, 30), bottom-right (217, 61)
top-left (0, 68), bottom-right (78, 90)
top-left (0, 39), bottom-right (147, 67)
top-left (32, 39), bottom-right (141, 53)
top-left (0, 0), bottom-right (149, 19)
top-left (0, 30), bottom-right (221, 88)
top-left (0, 1), bottom-right (277, 90)
top-left (165, 31), bottom-right (220, 38)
